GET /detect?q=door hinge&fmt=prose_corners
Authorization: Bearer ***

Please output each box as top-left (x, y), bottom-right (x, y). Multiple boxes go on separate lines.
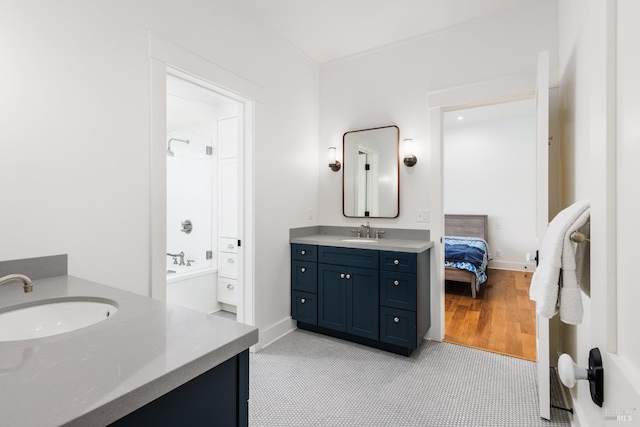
top-left (206, 250), bottom-right (213, 260)
top-left (237, 240), bottom-right (241, 247)
top-left (206, 146), bottom-right (213, 155)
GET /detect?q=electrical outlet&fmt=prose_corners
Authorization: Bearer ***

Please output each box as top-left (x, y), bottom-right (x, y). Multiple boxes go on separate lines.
top-left (496, 250), bottom-right (502, 258)
top-left (416, 209), bottom-right (429, 222)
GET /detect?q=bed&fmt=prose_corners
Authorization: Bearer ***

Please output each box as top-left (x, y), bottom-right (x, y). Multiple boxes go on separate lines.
top-left (444, 214), bottom-right (490, 299)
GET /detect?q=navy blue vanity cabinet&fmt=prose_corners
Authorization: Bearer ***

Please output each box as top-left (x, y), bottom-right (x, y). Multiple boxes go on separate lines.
top-left (291, 244), bottom-right (318, 325)
top-left (110, 350), bottom-right (249, 427)
top-left (292, 243), bottom-right (430, 356)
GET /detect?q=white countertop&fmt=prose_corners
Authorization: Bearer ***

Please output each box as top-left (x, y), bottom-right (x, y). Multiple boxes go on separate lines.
top-left (0, 275), bottom-right (258, 427)
top-left (290, 234), bottom-right (434, 253)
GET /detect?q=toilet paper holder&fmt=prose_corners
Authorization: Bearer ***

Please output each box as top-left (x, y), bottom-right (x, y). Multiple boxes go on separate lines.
top-left (558, 347), bottom-right (604, 407)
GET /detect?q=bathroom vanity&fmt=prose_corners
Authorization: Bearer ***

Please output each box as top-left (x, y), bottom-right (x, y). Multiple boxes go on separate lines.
top-left (290, 227), bottom-right (433, 356)
top-left (0, 257), bottom-right (257, 427)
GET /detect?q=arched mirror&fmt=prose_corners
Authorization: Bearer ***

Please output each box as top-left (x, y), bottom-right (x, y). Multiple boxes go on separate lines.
top-left (343, 125), bottom-right (399, 218)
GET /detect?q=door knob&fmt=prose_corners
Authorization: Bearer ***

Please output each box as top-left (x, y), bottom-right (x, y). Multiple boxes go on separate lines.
top-left (558, 348), bottom-right (604, 407)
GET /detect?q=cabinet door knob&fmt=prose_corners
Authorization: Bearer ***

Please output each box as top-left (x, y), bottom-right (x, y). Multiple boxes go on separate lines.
top-left (394, 317), bottom-right (400, 323)
top-left (340, 273), bottom-right (345, 279)
top-left (227, 244), bottom-right (235, 249)
top-left (393, 259), bottom-right (400, 265)
top-left (301, 298), bottom-right (306, 304)
top-left (301, 267), bottom-right (306, 273)
top-left (394, 280), bottom-right (400, 286)
top-left (301, 250), bottom-right (306, 255)
top-left (227, 284), bottom-right (234, 289)
top-left (346, 274), bottom-right (351, 279)
top-left (227, 258), bottom-right (235, 264)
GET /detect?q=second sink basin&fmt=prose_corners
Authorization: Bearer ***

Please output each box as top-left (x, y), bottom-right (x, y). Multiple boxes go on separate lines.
top-left (341, 239), bottom-right (379, 243)
top-left (0, 298), bottom-right (118, 342)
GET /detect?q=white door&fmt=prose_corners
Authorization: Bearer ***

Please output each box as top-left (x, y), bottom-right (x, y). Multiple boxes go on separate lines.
top-left (534, 50), bottom-right (551, 421)
top-left (590, 0), bottom-right (640, 422)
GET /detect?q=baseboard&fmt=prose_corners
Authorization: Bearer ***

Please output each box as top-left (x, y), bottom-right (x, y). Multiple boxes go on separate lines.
top-left (254, 316), bottom-right (296, 352)
top-left (488, 260), bottom-right (536, 272)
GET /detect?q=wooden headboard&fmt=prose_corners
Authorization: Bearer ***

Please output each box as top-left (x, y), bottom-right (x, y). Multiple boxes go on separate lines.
top-left (445, 214), bottom-right (488, 240)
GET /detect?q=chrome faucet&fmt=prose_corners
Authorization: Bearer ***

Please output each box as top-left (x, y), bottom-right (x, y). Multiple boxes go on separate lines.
top-left (361, 221), bottom-right (371, 239)
top-left (167, 251), bottom-right (185, 266)
top-left (0, 274), bottom-right (34, 293)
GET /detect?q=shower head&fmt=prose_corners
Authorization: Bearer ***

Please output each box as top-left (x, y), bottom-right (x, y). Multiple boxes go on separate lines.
top-left (166, 138), bottom-right (190, 157)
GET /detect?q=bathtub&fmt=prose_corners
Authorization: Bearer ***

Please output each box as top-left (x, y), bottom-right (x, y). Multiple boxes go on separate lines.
top-left (166, 264), bottom-right (219, 314)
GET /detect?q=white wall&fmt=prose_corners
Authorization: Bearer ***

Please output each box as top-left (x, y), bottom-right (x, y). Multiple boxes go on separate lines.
top-left (0, 0), bottom-right (319, 349)
top-left (318, 1), bottom-right (559, 229)
top-left (318, 1), bottom-right (558, 340)
top-left (444, 114), bottom-right (537, 271)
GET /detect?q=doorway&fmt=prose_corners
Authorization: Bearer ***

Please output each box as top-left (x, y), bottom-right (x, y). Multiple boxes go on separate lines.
top-left (442, 99), bottom-right (538, 361)
top-left (164, 73), bottom-right (244, 317)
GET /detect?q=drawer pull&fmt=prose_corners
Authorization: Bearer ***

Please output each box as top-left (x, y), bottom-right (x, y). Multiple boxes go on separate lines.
top-left (227, 258), bottom-right (235, 264)
top-left (346, 274), bottom-right (351, 279)
top-left (394, 280), bottom-right (400, 286)
top-left (227, 244), bottom-right (235, 249)
top-left (394, 317), bottom-right (400, 323)
top-left (340, 273), bottom-right (345, 279)
top-left (301, 250), bottom-right (306, 255)
top-left (227, 284), bottom-right (235, 289)
top-left (301, 267), bottom-right (306, 273)
top-left (301, 298), bottom-right (306, 304)
top-left (393, 259), bottom-right (400, 265)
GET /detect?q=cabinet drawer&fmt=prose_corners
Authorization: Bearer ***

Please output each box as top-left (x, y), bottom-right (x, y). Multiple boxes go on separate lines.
top-left (292, 291), bottom-right (317, 325)
top-left (379, 306), bottom-right (417, 348)
top-left (379, 251), bottom-right (416, 274)
top-left (219, 253), bottom-right (238, 279)
top-left (380, 271), bottom-right (417, 311)
top-left (219, 238), bottom-right (238, 254)
top-left (318, 246), bottom-right (379, 269)
top-left (291, 244), bottom-right (318, 262)
top-left (291, 260), bottom-right (317, 293)
top-left (218, 278), bottom-right (237, 306)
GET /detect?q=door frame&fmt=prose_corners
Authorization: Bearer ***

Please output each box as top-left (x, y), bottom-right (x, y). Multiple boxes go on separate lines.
top-left (427, 72), bottom-right (546, 341)
top-left (148, 32), bottom-right (262, 328)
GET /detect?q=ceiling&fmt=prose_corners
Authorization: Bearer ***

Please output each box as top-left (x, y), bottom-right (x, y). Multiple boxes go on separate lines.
top-left (443, 99), bottom-right (535, 127)
top-left (233, 0), bottom-right (535, 65)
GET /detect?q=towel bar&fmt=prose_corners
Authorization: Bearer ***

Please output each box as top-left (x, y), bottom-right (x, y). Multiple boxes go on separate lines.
top-left (570, 231), bottom-right (590, 243)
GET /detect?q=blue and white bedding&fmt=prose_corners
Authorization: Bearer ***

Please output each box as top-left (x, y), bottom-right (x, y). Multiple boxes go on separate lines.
top-left (444, 236), bottom-right (491, 287)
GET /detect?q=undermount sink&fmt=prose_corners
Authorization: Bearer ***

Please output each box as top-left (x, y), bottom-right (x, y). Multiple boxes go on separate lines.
top-left (341, 239), bottom-right (379, 243)
top-left (0, 298), bottom-right (118, 342)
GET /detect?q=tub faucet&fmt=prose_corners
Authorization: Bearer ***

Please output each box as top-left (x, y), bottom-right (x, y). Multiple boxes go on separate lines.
top-left (167, 252), bottom-right (185, 266)
top-left (0, 274), bottom-right (34, 293)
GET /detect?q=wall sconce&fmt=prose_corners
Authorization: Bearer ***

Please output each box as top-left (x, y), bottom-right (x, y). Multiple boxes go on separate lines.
top-left (403, 139), bottom-right (417, 167)
top-left (328, 147), bottom-right (341, 172)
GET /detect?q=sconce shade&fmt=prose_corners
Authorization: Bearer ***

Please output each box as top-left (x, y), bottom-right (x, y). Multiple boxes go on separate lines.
top-left (403, 139), bottom-right (417, 167)
top-left (328, 147), bottom-right (341, 171)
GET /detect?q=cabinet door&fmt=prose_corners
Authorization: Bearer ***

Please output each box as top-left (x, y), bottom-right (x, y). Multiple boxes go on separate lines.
top-left (346, 266), bottom-right (379, 340)
top-left (291, 260), bottom-right (317, 293)
top-left (219, 158), bottom-right (237, 238)
top-left (292, 291), bottom-right (317, 325)
top-left (379, 271), bottom-right (416, 311)
top-left (380, 306), bottom-right (417, 349)
top-left (317, 264), bottom-right (347, 332)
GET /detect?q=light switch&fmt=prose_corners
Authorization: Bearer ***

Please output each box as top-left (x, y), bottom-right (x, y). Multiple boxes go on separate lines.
top-left (417, 209), bottom-right (429, 222)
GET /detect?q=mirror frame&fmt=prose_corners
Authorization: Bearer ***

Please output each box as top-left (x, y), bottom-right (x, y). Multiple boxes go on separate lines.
top-left (342, 125), bottom-right (400, 218)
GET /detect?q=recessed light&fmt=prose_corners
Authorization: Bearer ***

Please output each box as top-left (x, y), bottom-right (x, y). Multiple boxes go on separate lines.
top-left (457, 116), bottom-right (464, 120)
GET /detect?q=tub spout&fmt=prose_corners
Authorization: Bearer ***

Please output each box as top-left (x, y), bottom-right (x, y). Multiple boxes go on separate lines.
top-left (0, 274), bottom-right (34, 293)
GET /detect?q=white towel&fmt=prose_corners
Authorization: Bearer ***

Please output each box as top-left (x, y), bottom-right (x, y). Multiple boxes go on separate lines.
top-left (559, 208), bottom-right (590, 324)
top-left (530, 200), bottom-right (590, 319)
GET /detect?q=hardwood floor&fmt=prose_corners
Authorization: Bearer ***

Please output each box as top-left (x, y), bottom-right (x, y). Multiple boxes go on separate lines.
top-left (444, 269), bottom-right (537, 361)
